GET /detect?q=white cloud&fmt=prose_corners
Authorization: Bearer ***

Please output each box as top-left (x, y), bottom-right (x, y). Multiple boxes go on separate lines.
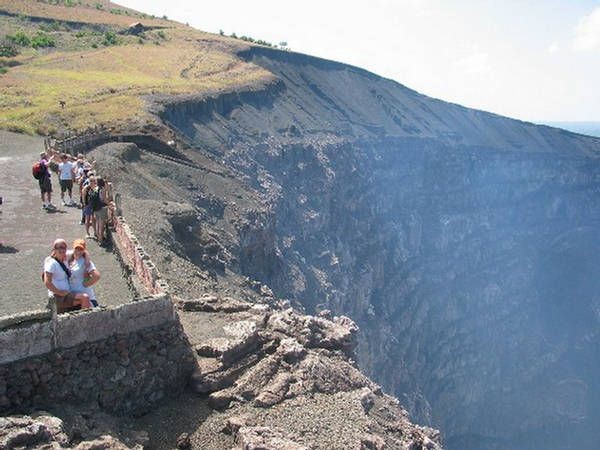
top-left (455, 52), bottom-right (490, 75)
top-left (547, 42), bottom-right (560, 53)
top-left (573, 7), bottom-right (600, 51)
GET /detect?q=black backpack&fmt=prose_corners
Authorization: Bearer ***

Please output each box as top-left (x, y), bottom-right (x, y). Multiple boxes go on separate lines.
top-left (88, 187), bottom-right (105, 212)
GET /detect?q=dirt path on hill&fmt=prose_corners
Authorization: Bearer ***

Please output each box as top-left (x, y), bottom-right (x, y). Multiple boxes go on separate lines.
top-left (0, 131), bottom-right (132, 316)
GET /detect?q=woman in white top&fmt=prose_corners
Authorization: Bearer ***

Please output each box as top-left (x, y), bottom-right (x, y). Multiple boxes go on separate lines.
top-left (68, 239), bottom-right (101, 307)
top-left (43, 238), bottom-right (92, 312)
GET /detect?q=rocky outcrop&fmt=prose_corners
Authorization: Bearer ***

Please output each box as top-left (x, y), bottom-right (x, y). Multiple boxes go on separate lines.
top-left (0, 412), bottom-right (146, 450)
top-left (187, 303), bottom-right (370, 408)
top-left (178, 297), bottom-right (442, 450)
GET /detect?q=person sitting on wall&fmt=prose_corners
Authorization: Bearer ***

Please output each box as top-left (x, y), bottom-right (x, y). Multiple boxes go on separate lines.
top-left (43, 238), bottom-right (92, 313)
top-left (68, 239), bottom-right (100, 308)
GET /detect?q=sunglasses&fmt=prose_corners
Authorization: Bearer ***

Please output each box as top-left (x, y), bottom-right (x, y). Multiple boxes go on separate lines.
top-left (54, 246), bottom-right (67, 250)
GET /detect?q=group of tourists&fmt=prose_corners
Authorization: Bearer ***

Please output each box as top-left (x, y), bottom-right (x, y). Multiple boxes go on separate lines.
top-left (34, 148), bottom-right (114, 313)
top-left (34, 149), bottom-right (114, 244)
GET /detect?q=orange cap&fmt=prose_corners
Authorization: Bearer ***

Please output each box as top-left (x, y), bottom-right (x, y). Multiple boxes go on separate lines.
top-left (73, 239), bottom-right (86, 250)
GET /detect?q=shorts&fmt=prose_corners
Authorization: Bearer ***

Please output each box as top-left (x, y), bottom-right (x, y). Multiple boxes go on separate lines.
top-left (60, 179), bottom-right (73, 192)
top-left (39, 177), bottom-right (52, 194)
top-left (50, 292), bottom-right (80, 314)
top-left (94, 206), bottom-right (108, 221)
top-left (83, 204), bottom-right (93, 217)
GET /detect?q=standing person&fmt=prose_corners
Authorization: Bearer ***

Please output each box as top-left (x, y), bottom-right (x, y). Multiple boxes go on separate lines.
top-left (68, 239), bottom-right (100, 307)
top-left (75, 162), bottom-right (89, 224)
top-left (90, 177), bottom-right (109, 244)
top-left (36, 151), bottom-right (55, 210)
top-left (43, 238), bottom-right (91, 312)
top-left (58, 154), bottom-right (76, 206)
top-left (82, 175), bottom-right (96, 238)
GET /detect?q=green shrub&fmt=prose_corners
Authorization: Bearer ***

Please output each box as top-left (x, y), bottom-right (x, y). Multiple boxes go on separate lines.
top-left (75, 30), bottom-right (86, 38)
top-left (91, 42), bottom-right (98, 48)
top-left (102, 31), bottom-right (119, 46)
top-left (157, 30), bottom-right (166, 40)
top-left (138, 37), bottom-right (144, 45)
top-left (31, 33), bottom-right (56, 49)
top-left (256, 39), bottom-right (273, 47)
top-left (0, 41), bottom-right (19, 57)
top-left (7, 31), bottom-right (31, 47)
top-left (95, 3), bottom-right (103, 9)
top-left (0, 67), bottom-right (8, 74)
top-left (232, 33), bottom-right (273, 47)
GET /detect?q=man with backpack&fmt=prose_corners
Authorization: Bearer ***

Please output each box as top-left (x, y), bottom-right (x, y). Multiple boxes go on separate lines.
top-left (33, 152), bottom-right (55, 210)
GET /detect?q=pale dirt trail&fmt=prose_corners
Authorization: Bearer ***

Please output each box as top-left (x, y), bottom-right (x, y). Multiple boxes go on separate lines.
top-left (0, 130), bottom-right (132, 316)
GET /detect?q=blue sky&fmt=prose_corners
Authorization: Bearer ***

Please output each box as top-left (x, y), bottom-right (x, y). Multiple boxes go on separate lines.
top-left (119, 0), bottom-right (600, 122)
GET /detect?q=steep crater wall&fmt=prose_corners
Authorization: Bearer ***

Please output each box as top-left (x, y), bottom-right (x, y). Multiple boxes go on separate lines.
top-left (160, 49), bottom-right (600, 450)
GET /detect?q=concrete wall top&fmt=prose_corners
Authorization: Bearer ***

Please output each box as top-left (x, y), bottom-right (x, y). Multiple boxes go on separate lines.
top-left (56, 293), bottom-right (175, 349)
top-left (0, 294), bottom-right (175, 365)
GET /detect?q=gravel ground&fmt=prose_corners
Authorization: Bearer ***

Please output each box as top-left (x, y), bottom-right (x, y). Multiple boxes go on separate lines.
top-left (124, 389), bottom-right (371, 450)
top-left (0, 131), bottom-right (133, 316)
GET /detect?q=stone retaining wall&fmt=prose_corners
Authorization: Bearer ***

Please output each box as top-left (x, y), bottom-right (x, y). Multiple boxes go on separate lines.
top-left (112, 217), bottom-right (168, 294)
top-left (0, 295), bottom-right (195, 414)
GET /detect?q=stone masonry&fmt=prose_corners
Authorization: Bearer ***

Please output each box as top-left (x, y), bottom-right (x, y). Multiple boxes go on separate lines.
top-left (0, 296), bottom-right (195, 415)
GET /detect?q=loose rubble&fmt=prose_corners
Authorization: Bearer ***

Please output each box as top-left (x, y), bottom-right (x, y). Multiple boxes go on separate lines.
top-left (0, 413), bottom-right (144, 450)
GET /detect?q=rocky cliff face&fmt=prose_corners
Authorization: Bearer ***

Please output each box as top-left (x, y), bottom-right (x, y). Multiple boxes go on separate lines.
top-left (156, 47), bottom-right (600, 450)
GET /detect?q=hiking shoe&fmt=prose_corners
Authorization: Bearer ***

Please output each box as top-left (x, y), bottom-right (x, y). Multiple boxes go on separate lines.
top-left (47, 203), bottom-right (56, 209)
top-left (61, 201), bottom-right (67, 206)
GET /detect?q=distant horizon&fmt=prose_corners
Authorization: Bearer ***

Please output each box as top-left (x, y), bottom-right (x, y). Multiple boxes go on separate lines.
top-left (539, 121), bottom-right (600, 137)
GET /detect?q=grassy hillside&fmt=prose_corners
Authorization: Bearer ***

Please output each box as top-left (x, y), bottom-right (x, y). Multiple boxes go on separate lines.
top-left (0, 0), bottom-right (274, 135)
